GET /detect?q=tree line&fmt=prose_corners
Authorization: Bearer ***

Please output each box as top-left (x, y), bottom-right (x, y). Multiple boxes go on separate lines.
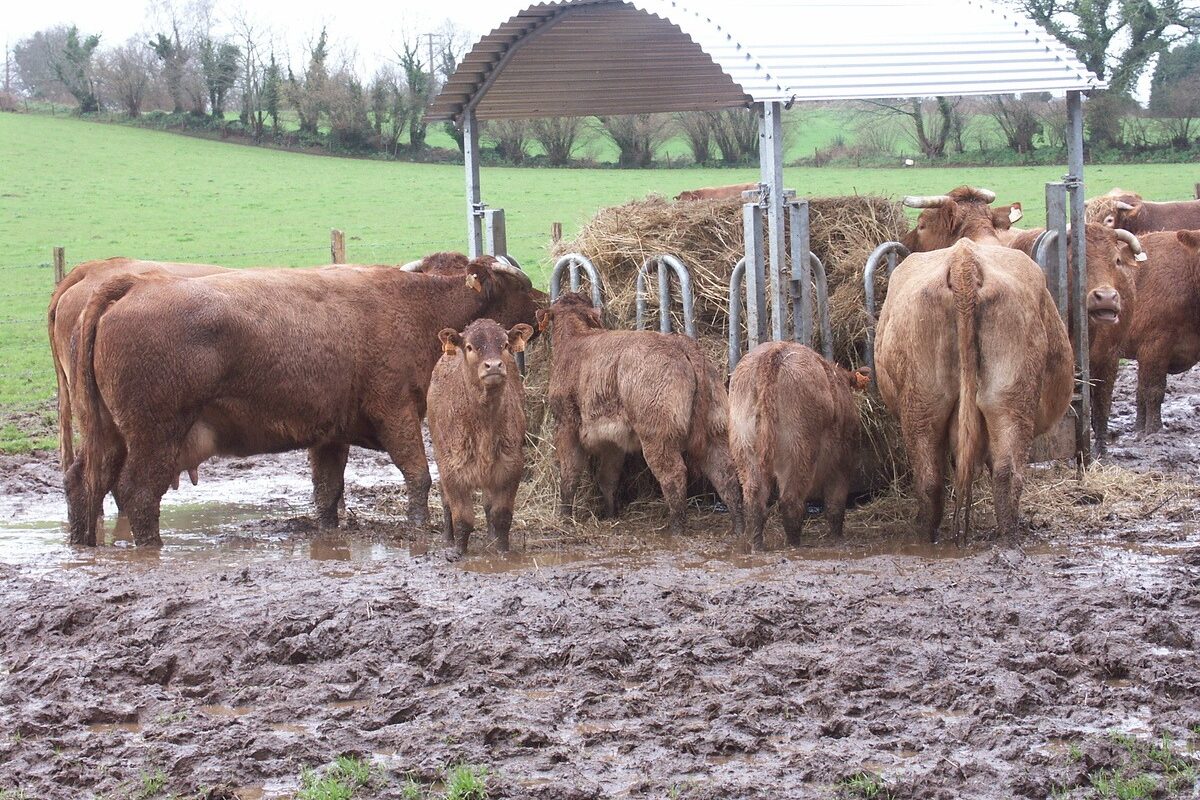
top-left (2, 0), bottom-right (1197, 166)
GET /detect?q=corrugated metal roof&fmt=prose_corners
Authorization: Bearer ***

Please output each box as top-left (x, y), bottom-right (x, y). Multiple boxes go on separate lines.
top-left (427, 0), bottom-right (1103, 122)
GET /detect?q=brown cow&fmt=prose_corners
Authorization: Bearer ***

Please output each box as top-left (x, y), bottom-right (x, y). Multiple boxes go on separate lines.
top-left (729, 342), bottom-right (870, 548)
top-left (1004, 224), bottom-right (1146, 453)
top-left (900, 186), bottom-right (1023, 251)
top-left (48, 258), bottom-right (225, 471)
top-left (536, 292), bottom-right (743, 534)
top-left (1122, 230), bottom-right (1200, 433)
top-left (427, 319), bottom-right (533, 553)
top-left (1088, 192), bottom-right (1200, 234)
top-left (68, 257), bottom-right (537, 547)
top-left (875, 239), bottom-right (1073, 539)
top-left (674, 183), bottom-right (759, 202)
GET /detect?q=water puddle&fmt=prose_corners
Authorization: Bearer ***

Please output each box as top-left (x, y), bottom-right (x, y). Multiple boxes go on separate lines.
top-left (199, 704), bottom-right (254, 719)
top-left (85, 721), bottom-right (142, 735)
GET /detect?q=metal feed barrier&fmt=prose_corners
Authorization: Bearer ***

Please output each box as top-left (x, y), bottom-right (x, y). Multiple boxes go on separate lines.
top-left (635, 254), bottom-right (697, 338)
top-left (728, 251), bottom-right (832, 374)
top-left (861, 241), bottom-right (911, 377)
top-left (549, 253), bottom-right (605, 310)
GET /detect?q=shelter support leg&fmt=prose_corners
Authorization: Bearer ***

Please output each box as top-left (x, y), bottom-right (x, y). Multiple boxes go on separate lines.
top-left (464, 110), bottom-right (484, 259)
top-left (1065, 90), bottom-right (1091, 463)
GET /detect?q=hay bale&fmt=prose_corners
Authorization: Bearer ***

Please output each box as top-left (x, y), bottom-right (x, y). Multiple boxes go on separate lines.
top-left (519, 193), bottom-right (910, 520)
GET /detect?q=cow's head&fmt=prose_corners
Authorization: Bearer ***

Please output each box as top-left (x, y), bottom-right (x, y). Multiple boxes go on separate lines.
top-left (900, 186), bottom-right (1022, 252)
top-left (535, 291), bottom-right (605, 336)
top-left (1086, 190), bottom-right (1144, 230)
top-left (439, 318), bottom-right (533, 390)
top-left (1080, 224), bottom-right (1145, 328)
top-left (404, 253), bottom-right (542, 334)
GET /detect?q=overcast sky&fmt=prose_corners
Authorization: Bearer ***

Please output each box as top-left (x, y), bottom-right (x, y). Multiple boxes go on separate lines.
top-left (4, 0), bottom-right (519, 74)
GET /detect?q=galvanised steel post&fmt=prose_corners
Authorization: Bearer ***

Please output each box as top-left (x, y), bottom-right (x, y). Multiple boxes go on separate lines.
top-left (463, 110), bottom-right (484, 259)
top-left (759, 101), bottom-right (786, 341)
top-left (1065, 90), bottom-right (1091, 461)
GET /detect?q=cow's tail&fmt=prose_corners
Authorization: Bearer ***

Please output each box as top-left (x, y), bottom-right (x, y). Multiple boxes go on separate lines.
top-left (950, 246), bottom-right (985, 540)
top-left (47, 268), bottom-right (90, 471)
top-left (682, 342), bottom-right (724, 457)
top-left (75, 275), bottom-right (138, 546)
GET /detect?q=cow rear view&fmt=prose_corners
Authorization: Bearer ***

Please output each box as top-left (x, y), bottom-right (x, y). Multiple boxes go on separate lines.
top-left (729, 342), bottom-right (870, 548)
top-left (537, 292), bottom-right (743, 535)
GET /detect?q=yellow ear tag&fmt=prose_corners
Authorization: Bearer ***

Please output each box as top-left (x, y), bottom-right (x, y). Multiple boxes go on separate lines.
top-left (465, 274), bottom-right (482, 292)
top-left (442, 341), bottom-right (458, 355)
top-left (511, 339), bottom-right (526, 354)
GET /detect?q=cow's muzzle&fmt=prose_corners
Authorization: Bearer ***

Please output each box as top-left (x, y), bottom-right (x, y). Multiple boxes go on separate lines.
top-left (480, 361), bottom-right (506, 386)
top-left (1087, 287), bottom-right (1121, 325)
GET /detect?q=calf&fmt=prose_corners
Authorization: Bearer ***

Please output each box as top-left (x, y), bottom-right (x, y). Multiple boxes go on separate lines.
top-left (674, 183), bottom-right (758, 201)
top-left (1123, 230), bottom-right (1200, 433)
top-left (537, 292), bottom-right (743, 535)
top-left (1088, 192), bottom-right (1200, 234)
top-left (729, 342), bottom-right (870, 548)
top-left (427, 319), bottom-right (533, 553)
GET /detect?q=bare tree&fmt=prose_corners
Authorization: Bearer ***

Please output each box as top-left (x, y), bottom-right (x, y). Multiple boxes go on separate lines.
top-left (985, 94), bottom-right (1043, 153)
top-left (1161, 72), bottom-right (1200, 148)
top-left (529, 116), bottom-right (583, 165)
top-left (12, 28), bottom-right (74, 103)
top-left (230, 13), bottom-right (268, 138)
top-left (397, 40), bottom-right (430, 150)
top-left (676, 111), bottom-right (714, 164)
top-left (287, 28), bottom-right (329, 135)
top-left (595, 114), bottom-right (673, 167)
top-left (710, 109), bottom-right (759, 164)
top-left (369, 66), bottom-right (406, 154)
top-left (858, 97), bottom-right (958, 159)
top-left (100, 38), bottom-right (155, 116)
top-left (489, 119), bottom-right (530, 164)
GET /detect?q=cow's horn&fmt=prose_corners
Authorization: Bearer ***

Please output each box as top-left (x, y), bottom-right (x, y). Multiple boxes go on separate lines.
top-left (1115, 201), bottom-right (1135, 211)
top-left (399, 259), bottom-right (424, 272)
top-left (492, 257), bottom-right (533, 290)
top-left (974, 188), bottom-right (997, 203)
top-left (1114, 229), bottom-right (1148, 261)
top-left (902, 194), bottom-right (952, 208)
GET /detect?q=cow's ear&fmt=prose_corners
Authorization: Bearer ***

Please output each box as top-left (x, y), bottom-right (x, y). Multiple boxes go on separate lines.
top-left (852, 366), bottom-right (872, 392)
top-left (535, 308), bottom-right (551, 332)
top-left (1177, 230), bottom-right (1200, 254)
top-left (464, 264), bottom-right (489, 293)
top-left (507, 323), bottom-right (534, 353)
top-left (587, 307), bottom-right (605, 328)
top-left (439, 328), bottom-right (464, 355)
top-left (991, 204), bottom-right (1021, 229)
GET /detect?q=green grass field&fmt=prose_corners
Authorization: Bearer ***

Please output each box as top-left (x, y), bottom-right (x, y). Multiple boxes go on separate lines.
top-left (2, 112), bottom-right (1197, 451)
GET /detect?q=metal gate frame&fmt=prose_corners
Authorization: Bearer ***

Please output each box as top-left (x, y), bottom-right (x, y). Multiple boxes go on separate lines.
top-left (729, 250), bottom-right (832, 374)
top-left (862, 241), bottom-right (911, 377)
top-left (549, 253), bottom-right (605, 309)
top-left (635, 254), bottom-right (697, 338)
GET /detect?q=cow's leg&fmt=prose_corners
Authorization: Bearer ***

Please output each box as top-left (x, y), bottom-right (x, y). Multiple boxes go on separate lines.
top-left (697, 440), bottom-right (745, 538)
top-left (642, 440), bottom-right (688, 535)
top-left (375, 407), bottom-right (432, 527)
top-left (554, 421), bottom-right (587, 519)
top-left (65, 444), bottom-right (124, 547)
top-left (778, 465), bottom-right (815, 546)
top-left (442, 478), bottom-right (475, 554)
top-left (114, 440), bottom-right (176, 547)
top-left (1089, 359), bottom-right (1118, 456)
top-left (982, 414), bottom-right (1033, 538)
top-left (484, 477), bottom-right (519, 552)
top-left (823, 472), bottom-right (851, 538)
top-left (309, 443), bottom-right (349, 529)
top-left (594, 446), bottom-right (624, 519)
top-left (1135, 347), bottom-right (1169, 435)
top-left (441, 500), bottom-right (454, 543)
top-left (901, 414), bottom-right (948, 542)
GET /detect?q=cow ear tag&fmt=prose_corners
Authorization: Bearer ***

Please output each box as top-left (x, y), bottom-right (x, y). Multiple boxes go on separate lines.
top-left (465, 273), bottom-right (483, 292)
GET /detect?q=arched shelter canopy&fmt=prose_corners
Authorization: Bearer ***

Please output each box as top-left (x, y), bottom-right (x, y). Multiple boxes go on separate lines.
top-left (427, 0), bottom-right (1103, 123)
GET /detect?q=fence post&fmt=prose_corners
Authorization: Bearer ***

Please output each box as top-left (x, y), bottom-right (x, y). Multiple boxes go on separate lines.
top-left (330, 229), bottom-right (346, 264)
top-left (551, 222), bottom-right (563, 243)
top-left (1195, 183), bottom-right (1200, 201)
top-left (53, 247), bottom-right (65, 284)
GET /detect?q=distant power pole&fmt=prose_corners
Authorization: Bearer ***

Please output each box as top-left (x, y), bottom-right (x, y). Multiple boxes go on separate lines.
top-left (425, 32), bottom-right (437, 86)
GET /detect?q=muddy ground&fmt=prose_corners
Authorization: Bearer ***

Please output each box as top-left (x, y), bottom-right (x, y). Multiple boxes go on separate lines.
top-left (0, 363), bottom-right (1198, 800)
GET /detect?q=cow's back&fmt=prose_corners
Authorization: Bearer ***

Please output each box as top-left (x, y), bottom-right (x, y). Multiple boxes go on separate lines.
top-left (1128, 231), bottom-right (1200, 373)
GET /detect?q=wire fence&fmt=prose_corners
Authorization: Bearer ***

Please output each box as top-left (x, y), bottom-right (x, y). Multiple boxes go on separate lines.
top-left (0, 227), bottom-right (561, 392)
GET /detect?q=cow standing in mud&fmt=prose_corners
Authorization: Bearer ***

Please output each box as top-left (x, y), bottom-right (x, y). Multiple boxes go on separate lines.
top-left (48, 258), bottom-right (225, 472)
top-left (427, 319), bottom-right (533, 553)
top-left (880, 187), bottom-right (1073, 538)
top-left (68, 257), bottom-right (537, 547)
top-left (729, 342), bottom-right (870, 548)
top-left (1121, 230), bottom-right (1200, 434)
top-left (537, 292), bottom-right (743, 535)
top-left (1003, 224), bottom-right (1146, 454)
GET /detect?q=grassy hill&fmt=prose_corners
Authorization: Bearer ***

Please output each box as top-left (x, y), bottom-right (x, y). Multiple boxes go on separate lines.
top-left (2, 112), bottom-right (1197, 451)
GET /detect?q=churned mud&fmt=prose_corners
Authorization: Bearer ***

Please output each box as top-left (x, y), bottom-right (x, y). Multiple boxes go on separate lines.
top-left (0, 364), bottom-right (1198, 799)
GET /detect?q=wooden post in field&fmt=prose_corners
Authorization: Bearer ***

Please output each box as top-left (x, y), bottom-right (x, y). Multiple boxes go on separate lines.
top-left (1194, 183), bottom-right (1199, 200)
top-left (330, 229), bottom-right (346, 264)
top-left (551, 222), bottom-right (562, 244)
top-left (53, 247), bottom-right (65, 284)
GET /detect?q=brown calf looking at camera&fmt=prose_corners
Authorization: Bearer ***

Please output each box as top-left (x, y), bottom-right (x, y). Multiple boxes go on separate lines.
top-left (427, 318), bottom-right (533, 553)
top-left (729, 342), bottom-right (870, 548)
